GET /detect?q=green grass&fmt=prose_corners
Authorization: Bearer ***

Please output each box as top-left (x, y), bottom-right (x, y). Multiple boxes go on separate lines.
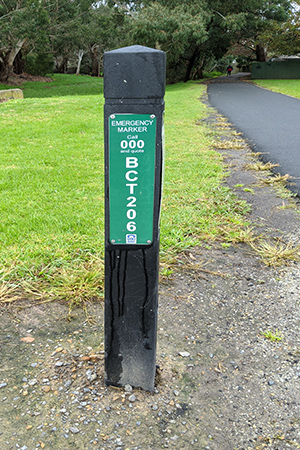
top-left (253, 79), bottom-right (300, 99)
top-left (0, 75), bottom-right (250, 303)
top-left (262, 329), bottom-right (283, 342)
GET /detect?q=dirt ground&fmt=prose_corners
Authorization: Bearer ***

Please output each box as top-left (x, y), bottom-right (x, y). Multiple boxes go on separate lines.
top-left (0, 94), bottom-right (299, 450)
top-left (5, 74), bottom-right (53, 86)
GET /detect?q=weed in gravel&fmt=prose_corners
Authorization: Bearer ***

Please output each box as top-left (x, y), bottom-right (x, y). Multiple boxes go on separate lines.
top-left (262, 173), bottom-right (292, 184)
top-left (215, 117), bottom-right (232, 129)
top-left (213, 139), bottom-right (247, 150)
top-left (250, 239), bottom-right (300, 266)
top-left (232, 227), bottom-right (257, 244)
top-left (262, 329), bottom-right (283, 342)
top-left (0, 268), bottom-right (21, 303)
top-left (257, 173), bottom-right (296, 199)
top-left (246, 161), bottom-right (279, 171)
top-left (45, 256), bottom-right (104, 305)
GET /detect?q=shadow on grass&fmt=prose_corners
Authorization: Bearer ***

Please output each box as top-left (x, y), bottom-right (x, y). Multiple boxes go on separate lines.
top-left (0, 74), bottom-right (104, 99)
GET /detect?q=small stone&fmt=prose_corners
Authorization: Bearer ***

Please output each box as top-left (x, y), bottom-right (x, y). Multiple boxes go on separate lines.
top-left (268, 380), bottom-right (275, 386)
top-left (0, 383), bottom-right (7, 389)
top-left (55, 361), bottom-right (64, 367)
top-left (86, 370), bottom-right (97, 381)
top-left (128, 394), bottom-right (136, 402)
top-left (173, 390), bottom-right (180, 396)
top-left (124, 384), bottom-right (133, 392)
top-left (70, 426), bottom-right (80, 434)
top-left (178, 352), bottom-right (190, 358)
top-left (64, 380), bottom-right (72, 389)
top-left (30, 363), bottom-right (38, 368)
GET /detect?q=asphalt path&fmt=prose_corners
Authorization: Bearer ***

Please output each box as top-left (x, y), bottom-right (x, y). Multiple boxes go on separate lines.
top-left (207, 75), bottom-right (300, 195)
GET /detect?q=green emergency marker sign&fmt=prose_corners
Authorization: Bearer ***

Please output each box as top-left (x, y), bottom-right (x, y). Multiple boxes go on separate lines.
top-left (108, 113), bottom-right (157, 245)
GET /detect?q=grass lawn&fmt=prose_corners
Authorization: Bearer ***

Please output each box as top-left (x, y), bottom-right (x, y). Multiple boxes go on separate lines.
top-left (0, 74), bottom-right (249, 305)
top-left (253, 79), bottom-right (300, 99)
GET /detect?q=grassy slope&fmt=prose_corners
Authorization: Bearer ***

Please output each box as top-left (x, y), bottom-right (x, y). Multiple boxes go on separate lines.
top-left (0, 75), bottom-right (249, 302)
top-left (253, 79), bottom-right (300, 99)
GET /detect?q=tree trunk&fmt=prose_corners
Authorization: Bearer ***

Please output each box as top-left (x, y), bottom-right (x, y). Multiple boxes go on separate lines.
top-left (193, 66), bottom-right (204, 80)
top-left (183, 47), bottom-right (200, 82)
top-left (0, 39), bottom-right (25, 82)
top-left (256, 44), bottom-right (267, 62)
top-left (91, 44), bottom-right (100, 77)
top-left (14, 51), bottom-right (24, 74)
top-left (75, 50), bottom-right (85, 75)
top-left (0, 60), bottom-right (12, 83)
top-left (56, 57), bottom-right (68, 73)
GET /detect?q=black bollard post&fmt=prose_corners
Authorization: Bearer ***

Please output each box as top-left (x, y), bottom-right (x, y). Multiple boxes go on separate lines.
top-left (104, 45), bottom-right (166, 391)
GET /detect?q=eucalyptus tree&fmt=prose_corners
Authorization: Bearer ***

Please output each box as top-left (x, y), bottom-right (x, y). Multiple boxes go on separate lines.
top-left (87, 3), bottom-right (127, 77)
top-left (125, 0), bottom-right (292, 81)
top-left (0, 0), bottom-right (93, 81)
top-left (0, 0), bottom-right (51, 81)
top-left (257, 1), bottom-right (300, 57)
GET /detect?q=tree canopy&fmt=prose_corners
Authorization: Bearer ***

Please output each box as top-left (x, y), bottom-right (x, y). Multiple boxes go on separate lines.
top-left (0, 0), bottom-right (298, 82)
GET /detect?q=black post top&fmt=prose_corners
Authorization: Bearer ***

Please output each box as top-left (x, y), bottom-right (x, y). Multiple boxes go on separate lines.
top-left (104, 45), bottom-right (166, 100)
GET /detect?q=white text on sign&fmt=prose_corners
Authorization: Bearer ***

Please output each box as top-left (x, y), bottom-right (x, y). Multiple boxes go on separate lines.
top-left (125, 157), bottom-right (139, 233)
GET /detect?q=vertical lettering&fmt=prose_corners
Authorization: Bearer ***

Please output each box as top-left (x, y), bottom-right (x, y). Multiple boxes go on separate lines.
top-left (126, 157), bottom-right (139, 168)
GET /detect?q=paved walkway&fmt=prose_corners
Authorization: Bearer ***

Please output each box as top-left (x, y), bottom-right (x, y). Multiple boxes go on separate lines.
top-left (207, 75), bottom-right (300, 195)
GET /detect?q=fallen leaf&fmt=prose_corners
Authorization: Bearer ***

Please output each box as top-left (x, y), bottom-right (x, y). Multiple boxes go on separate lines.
top-left (89, 354), bottom-right (101, 361)
top-left (21, 336), bottom-right (35, 343)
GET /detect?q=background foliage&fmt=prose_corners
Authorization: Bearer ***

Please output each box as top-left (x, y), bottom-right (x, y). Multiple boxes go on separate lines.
top-left (0, 0), bottom-right (299, 83)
